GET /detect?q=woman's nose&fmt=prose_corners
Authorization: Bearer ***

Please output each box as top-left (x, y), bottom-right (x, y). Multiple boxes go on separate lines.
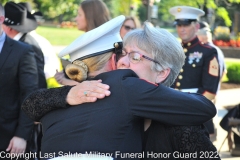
top-left (117, 55), bottom-right (130, 69)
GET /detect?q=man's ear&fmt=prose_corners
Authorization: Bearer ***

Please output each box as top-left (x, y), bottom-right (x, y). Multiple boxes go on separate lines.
top-left (155, 68), bottom-right (171, 84)
top-left (111, 54), bottom-right (117, 70)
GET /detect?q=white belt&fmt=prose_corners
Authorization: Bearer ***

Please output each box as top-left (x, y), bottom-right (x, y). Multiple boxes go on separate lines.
top-left (50, 154), bottom-right (113, 160)
top-left (180, 88), bottom-right (198, 93)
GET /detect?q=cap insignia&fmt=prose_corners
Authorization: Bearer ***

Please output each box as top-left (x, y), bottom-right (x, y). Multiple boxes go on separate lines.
top-left (177, 8), bottom-right (181, 12)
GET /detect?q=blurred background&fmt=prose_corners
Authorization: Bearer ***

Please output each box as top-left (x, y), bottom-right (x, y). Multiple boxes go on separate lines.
top-left (1, 0), bottom-right (240, 46)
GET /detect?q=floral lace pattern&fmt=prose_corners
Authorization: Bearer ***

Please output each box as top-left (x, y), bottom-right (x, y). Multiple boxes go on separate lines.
top-left (22, 86), bottom-right (72, 121)
top-left (165, 125), bottom-right (220, 160)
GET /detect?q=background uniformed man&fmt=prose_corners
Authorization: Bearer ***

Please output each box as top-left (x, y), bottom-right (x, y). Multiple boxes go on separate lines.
top-left (169, 6), bottom-right (220, 141)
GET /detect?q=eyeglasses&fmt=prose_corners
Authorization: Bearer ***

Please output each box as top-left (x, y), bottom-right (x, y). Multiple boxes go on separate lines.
top-left (123, 25), bottom-right (135, 31)
top-left (116, 49), bottom-right (161, 66)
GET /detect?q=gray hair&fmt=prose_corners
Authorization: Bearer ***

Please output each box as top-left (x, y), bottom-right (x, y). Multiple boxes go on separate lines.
top-left (196, 28), bottom-right (212, 41)
top-left (123, 22), bottom-right (185, 87)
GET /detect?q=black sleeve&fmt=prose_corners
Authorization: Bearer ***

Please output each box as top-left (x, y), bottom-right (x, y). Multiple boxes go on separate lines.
top-left (198, 48), bottom-right (220, 94)
top-left (122, 77), bottom-right (216, 126)
top-left (22, 86), bottom-right (72, 122)
top-left (15, 46), bottom-right (38, 140)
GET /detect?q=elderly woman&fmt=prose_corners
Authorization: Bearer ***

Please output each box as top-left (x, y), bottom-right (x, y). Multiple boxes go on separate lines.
top-left (22, 16), bottom-right (217, 159)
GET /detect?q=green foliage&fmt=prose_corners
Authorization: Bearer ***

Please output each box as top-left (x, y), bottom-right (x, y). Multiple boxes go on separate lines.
top-left (36, 26), bottom-right (83, 45)
top-left (3, 0), bottom-right (239, 29)
top-left (229, 0), bottom-right (240, 3)
top-left (34, 0), bottom-right (80, 23)
top-left (137, 4), bottom-right (147, 22)
top-left (107, 0), bottom-right (141, 18)
top-left (216, 7), bottom-right (232, 26)
top-left (226, 63), bottom-right (240, 83)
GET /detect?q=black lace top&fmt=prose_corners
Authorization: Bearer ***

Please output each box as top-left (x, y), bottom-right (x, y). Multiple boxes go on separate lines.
top-left (22, 86), bottom-right (72, 121)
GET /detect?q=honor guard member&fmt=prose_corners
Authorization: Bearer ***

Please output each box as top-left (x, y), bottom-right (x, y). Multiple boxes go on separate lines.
top-left (169, 6), bottom-right (220, 138)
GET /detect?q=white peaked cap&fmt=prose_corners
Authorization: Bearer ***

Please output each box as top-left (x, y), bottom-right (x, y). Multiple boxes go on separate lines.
top-left (169, 6), bottom-right (205, 20)
top-left (59, 15), bottom-right (125, 62)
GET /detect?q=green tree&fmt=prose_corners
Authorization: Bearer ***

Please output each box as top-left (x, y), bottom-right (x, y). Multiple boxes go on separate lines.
top-left (103, 0), bottom-right (141, 18)
top-left (33, 0), bottom-right (80, 23)
top-left (1, 0), bottom-right (80, 23)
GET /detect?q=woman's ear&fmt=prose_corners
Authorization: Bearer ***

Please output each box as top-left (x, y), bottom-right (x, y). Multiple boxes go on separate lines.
top-left (155, 68), bottom-right (171, 84)
top-left (111, 54), bottom-right (117, 70)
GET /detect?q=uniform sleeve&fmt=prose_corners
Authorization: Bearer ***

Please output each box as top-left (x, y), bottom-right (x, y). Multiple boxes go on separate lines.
top-left (15, 47), bottom-right (38, 140)
top-left (198, 48), bottom-right (220, 96)
top-left (122, 77), bottom-right (217, 126)
top-left (22, 85), bottom-right (73, 122)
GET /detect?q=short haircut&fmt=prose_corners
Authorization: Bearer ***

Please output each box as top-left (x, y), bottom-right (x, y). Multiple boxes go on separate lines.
top-left (123, 23), bottom-right (185, 87)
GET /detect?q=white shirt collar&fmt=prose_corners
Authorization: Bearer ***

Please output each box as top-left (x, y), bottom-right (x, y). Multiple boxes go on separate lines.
top-left (13, 32), bottom-right (24, 41)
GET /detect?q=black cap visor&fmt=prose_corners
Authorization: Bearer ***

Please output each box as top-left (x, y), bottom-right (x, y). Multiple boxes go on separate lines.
top-left (174, 19), bottom-right (197, 25)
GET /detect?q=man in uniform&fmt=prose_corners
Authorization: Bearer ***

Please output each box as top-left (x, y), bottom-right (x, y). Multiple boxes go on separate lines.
top-left (169, 6), bottom-right (220, 140)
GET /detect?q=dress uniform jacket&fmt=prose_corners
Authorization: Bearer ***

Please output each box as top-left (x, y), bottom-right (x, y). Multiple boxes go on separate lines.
top-left (171, 37), bottom-right (220, 97)
top-left (0, 35), bottom-right (38, 149)
top-left (22, 69), bottom-right (216, 159)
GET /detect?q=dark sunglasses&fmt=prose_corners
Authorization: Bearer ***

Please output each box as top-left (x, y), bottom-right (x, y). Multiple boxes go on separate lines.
top-left (123, 25), bottom-right (135, 31)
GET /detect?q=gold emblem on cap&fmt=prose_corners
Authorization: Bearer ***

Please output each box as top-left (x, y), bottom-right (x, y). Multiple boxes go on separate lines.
top-left (192, 64), bottom-right (196, 67)
top-left (183, 48), bottom-right (188, 53)
top-left (114, 42), bottom-right (119, 48)
top-left (187, 43), bottom-right (191, 46)
top-left (176, 82), bottom-right (181, 87)
top-left (178, 75), bottom-right (183, 80)
top-left (177, 8), bottom-right (181, 12)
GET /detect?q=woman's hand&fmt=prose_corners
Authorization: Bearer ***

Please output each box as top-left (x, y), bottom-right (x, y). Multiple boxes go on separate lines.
top-left (66, 80), bottom-right (111, 105)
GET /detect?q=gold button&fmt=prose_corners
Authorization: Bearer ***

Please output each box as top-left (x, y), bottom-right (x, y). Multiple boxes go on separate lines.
top-left (180, 69), bottom-right (184, 73)
top-left (187, 42), bottom-right (191, 46)
top-left (176, 82), bottom-right (181, 87)
top-left (192, 64), bottom-right (196, 67)
top-left (178, 75), bottom-right (183, 79)
top-left (114, 42), bottom-right (119, 48)
top-left (183, 48), bottom-right (188, 52)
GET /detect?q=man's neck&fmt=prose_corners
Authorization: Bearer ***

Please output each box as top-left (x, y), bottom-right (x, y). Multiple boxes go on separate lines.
top-left (182, 36), bottom-right (197, 43)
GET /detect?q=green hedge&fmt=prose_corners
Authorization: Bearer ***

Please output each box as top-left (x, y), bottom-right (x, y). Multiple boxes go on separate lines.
top-left (227, 63), bottom-right (240, 83)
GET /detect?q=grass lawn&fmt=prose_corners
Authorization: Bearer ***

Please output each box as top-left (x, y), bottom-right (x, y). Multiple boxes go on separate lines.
top-left (36, 26), bottom-right (83, 46)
